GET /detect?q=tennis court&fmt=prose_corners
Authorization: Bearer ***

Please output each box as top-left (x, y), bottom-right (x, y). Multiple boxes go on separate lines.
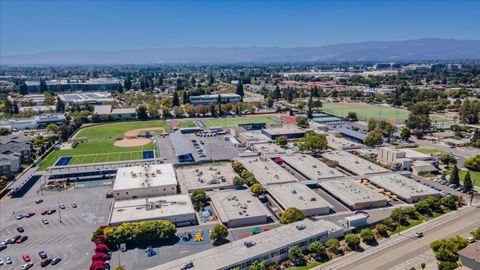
top-left (54, 156), bottom-right (72, 166)
top-left (143, 150), bottom-right (155, 159)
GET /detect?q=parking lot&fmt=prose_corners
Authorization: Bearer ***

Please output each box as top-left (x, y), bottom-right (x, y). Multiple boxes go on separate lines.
top-left (0, 181), bottom-right (113, 270)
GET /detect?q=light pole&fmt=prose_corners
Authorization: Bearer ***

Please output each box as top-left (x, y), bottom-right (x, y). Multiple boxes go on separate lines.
top-left (58, 201), bottom-right (62, 223)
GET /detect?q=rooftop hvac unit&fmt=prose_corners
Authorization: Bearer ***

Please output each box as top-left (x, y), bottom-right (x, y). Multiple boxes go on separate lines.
top-left (244, 240), bottom-right (255, 247)
top-left (291, 189), bottom-right (297, 194)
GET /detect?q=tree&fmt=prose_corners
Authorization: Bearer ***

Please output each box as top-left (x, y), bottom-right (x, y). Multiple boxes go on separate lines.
top-left (56, 97), bottom-right (65, 113)
top-left (296, 116), bottom-right (309, 128)
top-left (46, 124), bottom-right (59, 133)
top-left (441, 196), bottom-right (457, 210)
top-left (368, 119), bottom-right (377, 131)
top-left (236, 83), bottom-right (244, 100)
top-left (298, 133), bottom-right (328, 153)
top-left (280, 207), bottom-right (304, 224)
top-left (191, 189), bottom-right (208, 210)
top-left (463, 170), bottom-right (473, 192)
top-left (210, 224), bottom-right (228, 243)
top-left (431, 236), bottom-right (468, 269)
top-left (136, 106), bottom-right (148, 120)
top-left (360, 229), bottom-right (376, 243)
top-left (400, 128), bottom-right (411, 141)
top-left (275, 136), bottom-right (288, 146)
top-left (307, 241), bottom-right (325, 257)
top-left (374, 224), bottom-right (389, 238)
top-left (288, 246), bottom-right (303, 262)
top-left (449, 165), bottom-right (460, 186)
top-left (250, 183), bottom-right (265, 196)
top-left (39, 79), bottom-right (48, 93)
top-left (248, 260), bottom-right (267, 270)
top-left (464, 154), bottom-right (480, 171)
top-left (440, 154), bottom-right (457, 167)
top-left (266, 97), bottom-right (274, 108)
top-left (471, 128), bottom-right (480, 148)
top-left (364, 129), bottom-right (383, 147)
top-left (414, 200), bottom-right (430, 214)
top-left (172, 91), bottom-right (180, 107)
top-left (346, 112), bottom-right (358, 121)
top-left (19, 81), bottom-right (28, 95)
top-left (345, 233), bottom-right (360, 249)
top-left (406, 114), bottom-right (430, 136)
top-left (325, 239), bottom-right (341, 255)
top-left (471, 227), bottom-right (480, 240)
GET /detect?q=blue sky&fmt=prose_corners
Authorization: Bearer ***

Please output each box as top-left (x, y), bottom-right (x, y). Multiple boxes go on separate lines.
top-left (1, 0), bottom-right (479, 55)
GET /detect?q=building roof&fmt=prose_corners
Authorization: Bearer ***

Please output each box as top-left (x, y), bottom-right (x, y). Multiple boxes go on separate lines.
top-left (112, 108), bottom-right (136, 114)
top-left (336, 127), bottom-right (367, 141)
top-left (262, 125), bottom-right (305, 136)
top-left (238, 157), bottom-right (298, 186)
top-left (458, 241), bottom-right (480, 262)
top-left (210, 189), bottom-right (270, 223)
top-left (170, 132), bottom-right (192, 157)
top-left (282, 154), bottom-right (344, 180)
top-left (265, 183), bottom-right (332, 212)
top-left (319, 179), bottom-right (387, 207)
top-left (325, 134), bottom-right (362, 150)
top-left (402, 149), bottom-right (432, 160)
top-left (94, 105), bottom-right (112, 115)
top-left (148, 219), bottom-right (344, 270)
top-left (367, 173), bottom-right (440, 200)
top-left (321, 151), bottom-right (389, 175)
top-left (109, 194), bottom-right (195, 225)
top-left (251, 143), bottom-right (286, 156)
top-left (113, 164), bottom-right (177, 191)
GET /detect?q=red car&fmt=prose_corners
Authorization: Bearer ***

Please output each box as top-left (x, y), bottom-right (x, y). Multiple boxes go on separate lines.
top-left (41, 209), bottom-right (48, 215)
top-left (16, 236), bottom-right (28, 243)
top-left (22, 254), bottom-right (31, 262)
top-left (40, 258), bottom-right (52, 267)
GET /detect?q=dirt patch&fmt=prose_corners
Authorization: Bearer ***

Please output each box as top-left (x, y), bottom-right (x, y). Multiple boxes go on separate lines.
top-left (114, 138), bottom-right (151, 147)
top-left (124, 127), bottom-right (166, 138)
top-left (335, 103), bottom-right (369, 107)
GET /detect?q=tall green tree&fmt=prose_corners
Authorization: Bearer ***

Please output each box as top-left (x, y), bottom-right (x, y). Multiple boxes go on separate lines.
top-left (463, 170), bottom-right (473, 192)
top-left (236, 83), bottom-right (244, 100)
top-left (364, 129), bottom-right (383, 146)
top-left (172, 91), bottom-right (180, 107)
top-left (280, 207), bottom-right (304, 224)
top-left (56, 97), bottom-right (65, 113)
top-left (136, 105), bottom-right (148, 120)
top-left (210, 224), bottom-right (228, 244)
top-left (400, 127), bottom-right (411, 141)
top-left (449, 165), bottom-right (460, 186)
top-left (39, 79), bottom-right (48, 93)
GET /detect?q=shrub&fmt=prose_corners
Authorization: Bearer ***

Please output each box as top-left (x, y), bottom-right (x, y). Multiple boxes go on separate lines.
top-left (360, 229), bottom-right (376, 243)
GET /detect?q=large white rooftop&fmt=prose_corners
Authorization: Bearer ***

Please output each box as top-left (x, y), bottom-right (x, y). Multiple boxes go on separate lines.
top-left (113, 164), bottom-right (177, 191)
top-left (265, 183), bottom-right (332, 212)
top-left (238, 157), bottom-right (298, 186)
top-left (319, 179), bottom-right (387, 208)
top-left (282, 154), bottom-right (344, 180)
top-left (322, 151), bottom-right (389, 175)
top-left (109, 194), bottom-right (195, 225)
top-left (149, 219), bottom-right (344, 270)
top-left (326, 134), bottom-right (362, 150)
top-left (210, 189), bottom-right (270, 223)
top-left (367, 173), bottom-right (440, 200)
top-left (262, 125), bottom-right (305, 136)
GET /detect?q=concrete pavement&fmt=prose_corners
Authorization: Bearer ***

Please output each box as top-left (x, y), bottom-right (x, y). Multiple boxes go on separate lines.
top-left (316, 206), bottom-right (480, 270)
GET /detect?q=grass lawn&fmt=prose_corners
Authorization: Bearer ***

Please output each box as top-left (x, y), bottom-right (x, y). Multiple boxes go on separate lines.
top-left (178, 121), bottom-right (197, 128)
top-left (459, 170), bottom-right (480, 187)
top-left (38, 120), bottom-right (167, 170)
top-left (287, 262), bottom-right (322, 270)
top-left (413, 148), bottom-right (447, 155)
top-left (322, 102), bottom-right (450, 124)
top-left (201, 116), bottom-right (278, 127)
top-left (76, 120), bottom-right (170, 141)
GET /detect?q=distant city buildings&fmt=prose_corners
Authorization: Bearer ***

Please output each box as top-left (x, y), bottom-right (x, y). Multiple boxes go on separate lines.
top-left (26, 78), bottom-right (120, 92)
top-left (190, 94), bottom-right (241, 105)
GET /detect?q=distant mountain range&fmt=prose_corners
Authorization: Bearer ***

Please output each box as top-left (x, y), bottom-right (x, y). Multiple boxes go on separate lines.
top-left (2, 38), bottom-right (480, 65)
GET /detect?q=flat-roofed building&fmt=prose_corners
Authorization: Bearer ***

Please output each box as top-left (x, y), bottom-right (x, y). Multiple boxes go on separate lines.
top-left (94, 105), bottom-right (137, 120)
top-left (262, 126), bottom-right (305, 140)
top-left (238, 157), bottom-right (298, 186)
top-left (319, 179), bottom-right (387, 210)
top-left (282, 154), bottom-right (344, 181)
top-left (149, 219), bottom-right (344, 270)
top-left (58, 91), bottom-right (114, 104)
top-left (326, 134), bottom-right (362, 150)
top-left (367, 173), bottom-right (440, 203)
top-left (266, 183), bottom-right (332, 216)
top-left (238, 131), bottom-right (271, 145)
top-left (109, 194), bottom-right (196, 227)
top-left (458, 242), bottom-right (480, 270)
top-left (251, 143), bottom-right (287, 158)
top-left (321, 151), bottom-right (389, 175)
top-left (113, 164), bottom-right (177, 200)
top-left (210, 189), bottom-right (270, 228)
top-left (190, 94), bottom-right (241, 105)
top-left (176, 163), bottom-right (236, 192)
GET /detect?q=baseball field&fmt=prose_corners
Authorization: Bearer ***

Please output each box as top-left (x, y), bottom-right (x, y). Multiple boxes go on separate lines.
top-left (38, 120), bottom-right (169, 170)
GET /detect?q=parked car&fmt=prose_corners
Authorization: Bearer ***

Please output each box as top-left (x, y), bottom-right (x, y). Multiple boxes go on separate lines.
top-left (16, 236), bottom-right (28, 244)
top-left (35, 199), bottom-right (44, 204)
top-left (41, 258), bottom-right (52, 267)
top-left (468, 236), bottom-right (476, 243)
top-left (71, 203), bottom-right (77, 208)
top-left (51, 257), bottom-right (62, 265)
top-left (5, 256), bottom-right (12, 264)
top-left (38, 251), bottom-right (47, 259)
top-left (0, 245), bottom-right (7, 251)
top-left (16, 215), bottom-right (24, 220)
top-left (21, 263), bottom-right (33, 270)
top-left (22, 254), bottom-right (31, 262)
top-left (47, 209), bottom-right (56, 215)
top-left (12, 235), bottom-right (21, 242)
top-left (0, 258), bottom-right (3, 265)
top-left (415, 232), bottom-right (424, 238)
top-left (17, 226), bottom-right (24, 233)
top-left (59, 203), bottom-right (65, 209)
top-left (42, 219), bottom-right (49, 225)
top-left (25, 212), bottom-right (35, 218)
top-left (41, 209), bottom-right (48, 215)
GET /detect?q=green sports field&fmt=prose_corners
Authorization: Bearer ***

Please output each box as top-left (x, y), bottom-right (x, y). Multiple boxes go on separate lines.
top-left (322, 102), bottom-right (450, 124)
top-left (39, 121), bottom-right (168, 170)
top-left (178, 116), bottom-right (280, 128)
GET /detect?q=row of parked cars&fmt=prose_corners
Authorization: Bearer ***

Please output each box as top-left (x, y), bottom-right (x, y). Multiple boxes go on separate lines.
top-left (191, 139), bottom-right (206, 157)
top-left (432, 178), bottom-right (469, 193)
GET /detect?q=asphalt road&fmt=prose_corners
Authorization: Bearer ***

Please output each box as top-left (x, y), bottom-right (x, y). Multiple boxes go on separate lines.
top-left (316, 205), bottom-right (480, 270)
top-left (412, 138), bottom-right (478, 167)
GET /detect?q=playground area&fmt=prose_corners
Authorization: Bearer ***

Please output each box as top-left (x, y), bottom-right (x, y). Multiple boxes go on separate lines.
top-left (39, 121), bottom-right (167, 170)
